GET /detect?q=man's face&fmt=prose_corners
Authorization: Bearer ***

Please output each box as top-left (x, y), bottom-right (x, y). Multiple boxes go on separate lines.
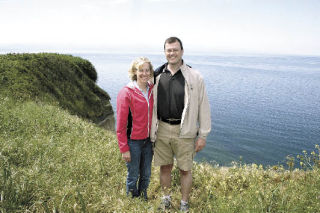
top-left (165, 41), bottom-right (183, 66)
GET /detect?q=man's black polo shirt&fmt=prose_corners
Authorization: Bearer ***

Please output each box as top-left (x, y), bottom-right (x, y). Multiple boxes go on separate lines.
top-left (157, 68), bottom-right (185, 120)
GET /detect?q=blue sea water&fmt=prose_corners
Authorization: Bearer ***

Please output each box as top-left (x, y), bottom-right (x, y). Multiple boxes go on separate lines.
top-left (76, 53), bottom-right (320, 167)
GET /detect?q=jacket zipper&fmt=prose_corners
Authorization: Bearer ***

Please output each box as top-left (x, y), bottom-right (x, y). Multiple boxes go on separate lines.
top-left (147, 92), bottom-right (150, 137)
top-left (134, 88), bottom-right (151, 139)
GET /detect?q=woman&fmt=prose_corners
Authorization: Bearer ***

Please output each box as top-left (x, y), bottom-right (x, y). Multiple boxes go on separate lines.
top-left (116, 57), bottom-right (154, 200)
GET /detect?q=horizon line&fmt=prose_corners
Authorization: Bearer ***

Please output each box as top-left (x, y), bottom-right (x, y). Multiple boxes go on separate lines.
top-left (1, 44), bottom-right (320, 57)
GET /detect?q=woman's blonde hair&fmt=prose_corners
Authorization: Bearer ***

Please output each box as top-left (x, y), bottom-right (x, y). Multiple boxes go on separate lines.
top-left (128, 57), bottom-right (154, 81)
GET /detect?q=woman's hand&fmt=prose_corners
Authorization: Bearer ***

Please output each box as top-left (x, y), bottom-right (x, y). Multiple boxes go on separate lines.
top-left (122, 151), bottom-right (131, 162)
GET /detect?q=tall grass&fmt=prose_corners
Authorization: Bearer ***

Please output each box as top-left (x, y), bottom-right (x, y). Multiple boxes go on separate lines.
top-left (1, 96), bottom-right (320, 212)
top-left (0, 97), bottom-right (126, 212)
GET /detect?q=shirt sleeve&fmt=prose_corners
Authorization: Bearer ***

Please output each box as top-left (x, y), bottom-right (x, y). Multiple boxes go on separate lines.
top-left (116, 87), bottom-right (130, 153)
top-left (198, 77), bottom-right (211, 139)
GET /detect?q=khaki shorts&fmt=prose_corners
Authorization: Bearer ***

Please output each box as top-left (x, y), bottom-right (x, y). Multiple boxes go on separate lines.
top-left (154, 121), bottom-right (195, 171)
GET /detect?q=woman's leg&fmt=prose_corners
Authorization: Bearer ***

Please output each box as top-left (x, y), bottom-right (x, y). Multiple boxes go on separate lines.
top-left (138, 139), bottom-right (153, 199)
top-left (126, 140), bottom-right (142, 197)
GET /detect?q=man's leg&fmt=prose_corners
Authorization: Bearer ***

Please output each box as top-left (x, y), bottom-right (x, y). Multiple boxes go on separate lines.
top-left (173, 135), bottom-right (195, 211)
top-left (158, 164), bottom-right (173, 210)
top-left (154, 121), bottom-right (175, 209)
top-left (160, 164), bottom-right (173, 195)
top-left (180, 169), bottom-right (192, 202)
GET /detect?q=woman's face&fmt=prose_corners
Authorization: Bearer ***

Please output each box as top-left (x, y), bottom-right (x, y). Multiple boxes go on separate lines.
top-left (136, 62), bottom-right (151, 85)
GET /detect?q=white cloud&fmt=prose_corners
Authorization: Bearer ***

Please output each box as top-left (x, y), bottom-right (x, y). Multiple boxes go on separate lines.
top-left (1, 0), bottom-right (319, 55)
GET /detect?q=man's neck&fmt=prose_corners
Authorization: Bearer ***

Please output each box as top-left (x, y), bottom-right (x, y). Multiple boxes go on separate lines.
top-left (167, 61), bottom-right (183, 75)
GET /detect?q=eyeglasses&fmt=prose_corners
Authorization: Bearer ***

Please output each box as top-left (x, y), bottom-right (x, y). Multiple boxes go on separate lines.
top-left (165, 48), bottom-right (181, 54)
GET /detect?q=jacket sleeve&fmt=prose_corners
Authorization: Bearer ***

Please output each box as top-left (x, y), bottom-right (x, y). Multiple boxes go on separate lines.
top-left (116, 87), bottom-right (130, 153)
top-left (153, 63), bottom-right (166, 83)
top-left (198, 77), bottom-right (211, 140)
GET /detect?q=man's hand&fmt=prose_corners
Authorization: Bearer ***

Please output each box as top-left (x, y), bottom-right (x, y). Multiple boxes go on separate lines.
top-left (195, 138), bottom-right (206, 152)
top-left (122, 151), bottom-right (131, 162)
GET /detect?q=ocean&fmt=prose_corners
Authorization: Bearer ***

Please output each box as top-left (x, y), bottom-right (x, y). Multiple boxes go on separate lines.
top-left (76, 53), bottom-right (320, 167)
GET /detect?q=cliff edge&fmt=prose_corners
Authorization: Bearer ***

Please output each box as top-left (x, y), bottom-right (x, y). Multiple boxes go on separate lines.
top-left (0, 53), bottom-right (115, 130)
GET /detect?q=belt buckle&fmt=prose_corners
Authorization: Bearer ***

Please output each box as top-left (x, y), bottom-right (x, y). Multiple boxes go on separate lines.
top-left (167, 118), bottom-right (180, 121)
top-left (167, 118), bottom-right (178, 122)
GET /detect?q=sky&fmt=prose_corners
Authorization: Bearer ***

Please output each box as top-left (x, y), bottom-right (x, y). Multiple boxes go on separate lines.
top-left (1, 0), bottom-right (320, 55)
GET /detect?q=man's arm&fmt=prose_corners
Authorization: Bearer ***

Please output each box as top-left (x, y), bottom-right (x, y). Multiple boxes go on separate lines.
top-left (197, 76), bottom-right (211, 140)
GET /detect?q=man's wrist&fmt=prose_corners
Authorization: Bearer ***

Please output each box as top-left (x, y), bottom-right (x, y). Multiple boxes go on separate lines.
top-left (198, 136), bottom-right (207, 141)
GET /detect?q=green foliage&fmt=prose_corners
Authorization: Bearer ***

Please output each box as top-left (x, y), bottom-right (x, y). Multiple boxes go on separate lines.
top-left (0, 97), bottom-right (123, 212)
top-left (296, 146), bottom-right (320, 169)
top-left (1, 97), bottom-right (320, 212)
top-left (1, 53), bottom-right (319, 211)
top-left (0, 53), bottom-right (112, 124)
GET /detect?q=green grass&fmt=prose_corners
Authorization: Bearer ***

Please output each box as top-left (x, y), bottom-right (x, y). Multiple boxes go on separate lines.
top-left (1, 97), bottom-right (320, 212)
top-left (1, 53), bottom-right (320, 212)
top-left (0, 97), bottom-right (126, 212)
top-left (0, 53), bottom-right (113, 125)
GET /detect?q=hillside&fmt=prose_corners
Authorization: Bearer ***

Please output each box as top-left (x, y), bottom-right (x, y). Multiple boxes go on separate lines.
top-left (0, 53), bottom-right (114, 130)
top-left (1, 97), bottom-right (320, 212)
top-left (1, 53), bottom-right (320, 212)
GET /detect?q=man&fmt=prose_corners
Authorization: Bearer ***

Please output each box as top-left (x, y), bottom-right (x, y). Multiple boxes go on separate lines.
top-left (150, 37), bottom-right (211, 211)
